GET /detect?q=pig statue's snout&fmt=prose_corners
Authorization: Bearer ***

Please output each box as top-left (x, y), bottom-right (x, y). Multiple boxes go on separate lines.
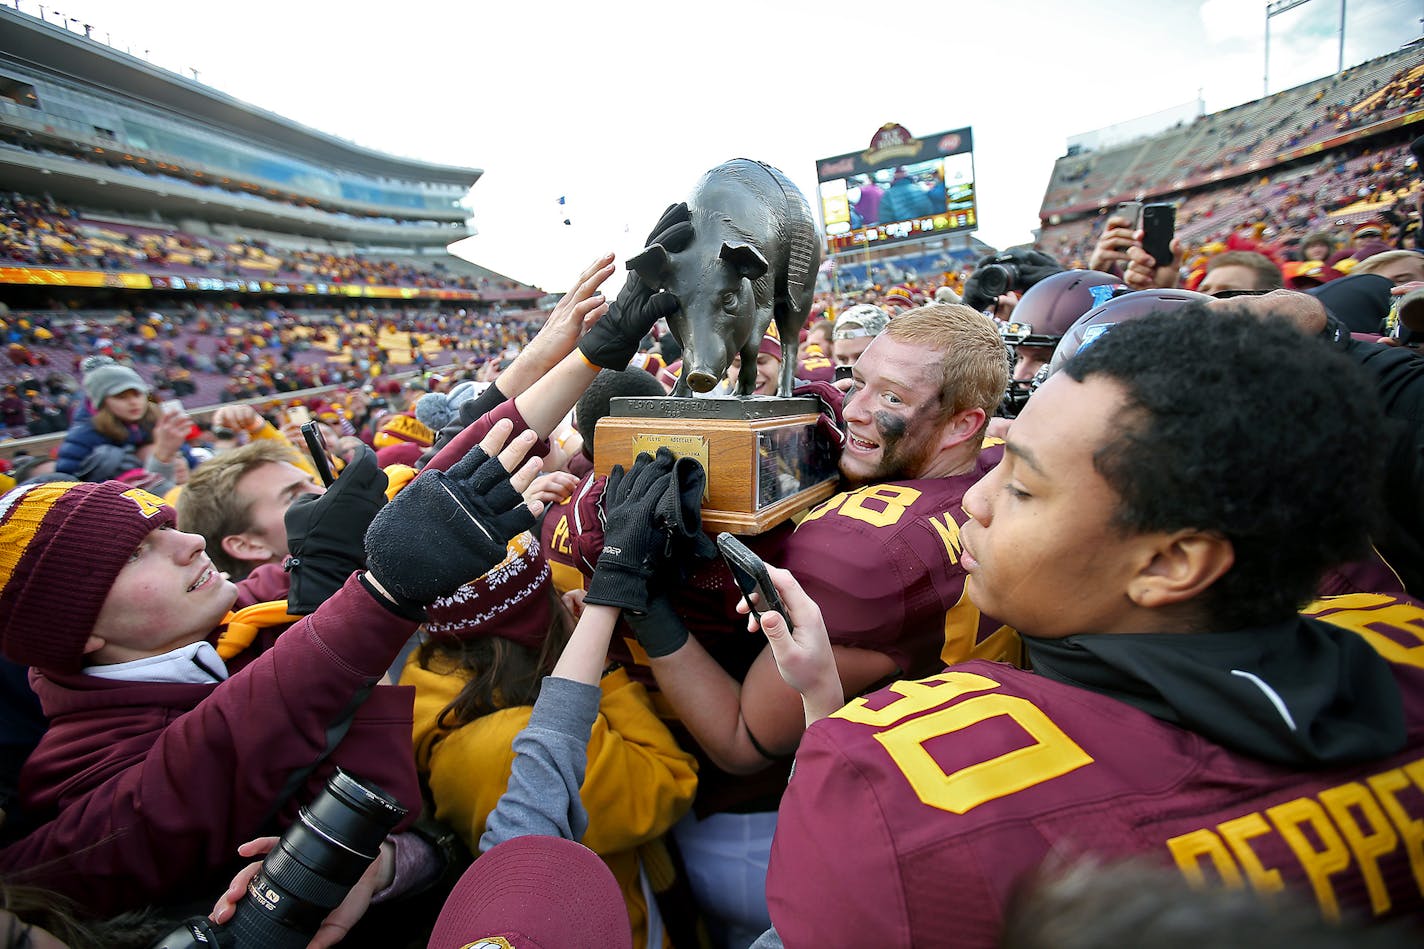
top-left (684, 370), bottom-right (721, 393)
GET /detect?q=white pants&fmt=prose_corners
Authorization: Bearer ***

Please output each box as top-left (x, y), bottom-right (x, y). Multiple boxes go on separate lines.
top-left (673, 809), bottom-right (778, 949)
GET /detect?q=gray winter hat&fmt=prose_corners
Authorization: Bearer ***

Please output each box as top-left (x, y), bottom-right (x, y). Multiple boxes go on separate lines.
top-left (81, 356), bottom-right (148, 407)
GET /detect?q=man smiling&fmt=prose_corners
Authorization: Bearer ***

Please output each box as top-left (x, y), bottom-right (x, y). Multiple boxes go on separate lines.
top-left (634, 305), bottom-right (1016, 780)
top-left (785, 303), bottom-right (1019, 681)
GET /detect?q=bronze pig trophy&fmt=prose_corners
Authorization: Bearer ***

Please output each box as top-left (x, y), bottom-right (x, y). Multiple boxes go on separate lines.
top-left (629, 159), bottom-right (823, 398)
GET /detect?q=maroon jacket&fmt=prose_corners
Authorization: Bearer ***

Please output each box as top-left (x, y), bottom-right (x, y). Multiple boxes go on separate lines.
top-left (0, 572), bottom-right (421, 915)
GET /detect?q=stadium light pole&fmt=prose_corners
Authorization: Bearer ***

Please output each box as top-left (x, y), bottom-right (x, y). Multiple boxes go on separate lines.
top-left (1265, 0), bottom-right (1345, 96)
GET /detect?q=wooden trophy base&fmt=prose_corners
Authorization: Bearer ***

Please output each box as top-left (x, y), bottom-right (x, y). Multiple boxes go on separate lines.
top-left (593, 396), bottom-right (839, 535)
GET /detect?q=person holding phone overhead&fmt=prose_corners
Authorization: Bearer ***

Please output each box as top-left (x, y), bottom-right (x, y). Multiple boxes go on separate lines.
top-left (1088, 201), bottom-right (1184, 291)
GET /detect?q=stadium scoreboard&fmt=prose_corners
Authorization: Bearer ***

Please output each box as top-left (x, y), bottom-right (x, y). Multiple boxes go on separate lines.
top-left (815, 123), bottom-right (976, 255)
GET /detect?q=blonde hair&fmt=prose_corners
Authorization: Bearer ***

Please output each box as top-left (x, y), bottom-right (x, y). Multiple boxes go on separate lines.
top-left (884, 303), bottom-right (1009, 419)
top-left (1352, 249), bottom-right (1424, 276)
top-left (177, 440), bottom-right (304, 579)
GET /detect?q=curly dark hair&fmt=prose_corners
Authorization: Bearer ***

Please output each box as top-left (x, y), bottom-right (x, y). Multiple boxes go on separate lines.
top-left (1063, 305), bottom-right (1384, 629)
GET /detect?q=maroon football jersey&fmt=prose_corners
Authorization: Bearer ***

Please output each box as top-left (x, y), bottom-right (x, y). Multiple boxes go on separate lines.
top-left (767, 595), bottom-right (1424, 947)
top-left (780, 442), bottom-right (1019, 678)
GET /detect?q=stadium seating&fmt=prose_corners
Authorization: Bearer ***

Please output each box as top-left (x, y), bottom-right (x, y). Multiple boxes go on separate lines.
top-left (1039, 47), bottom-right (1421, 221)
top-left (0, 193), bottom-right (539, 295)
top-left (1036, 42), bottom-right (1421, 272)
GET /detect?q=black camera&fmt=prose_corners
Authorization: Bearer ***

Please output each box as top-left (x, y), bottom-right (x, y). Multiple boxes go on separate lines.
top-left (966, 258), bottom-right (1021, 312)
top-left (151, 769), bottom-right (407, 949)
top-left (962, 249), bottom-right (1065, 314)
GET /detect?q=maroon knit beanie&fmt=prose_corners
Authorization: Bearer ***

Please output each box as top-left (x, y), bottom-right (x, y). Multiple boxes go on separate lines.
top-left (424, 530), bottom-right (554, 649)
top-left (0, 480), bottom-right (176, 673)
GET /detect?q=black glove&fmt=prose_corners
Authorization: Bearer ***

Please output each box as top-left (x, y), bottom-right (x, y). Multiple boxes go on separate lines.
top-left (625, 594), bottom-right (690, 658)
top-left (658, 456), bottom-right (717, 566)
top-left (578, 276), bottom-right (681, 370)
top-left (284, 444), bottom-right (389, 615)
top-left (584, 448), bottom-right (677, 612)
top-left (364, 442), bottom-right (535, 612)
top-left (577, 202), bottom-right (694, 371)
top-left (643, 201), bottom-right (695, 254)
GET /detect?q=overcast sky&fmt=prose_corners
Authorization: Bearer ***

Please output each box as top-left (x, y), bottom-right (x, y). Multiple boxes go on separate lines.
top-left (16, 0), bottom-right (1418, 290)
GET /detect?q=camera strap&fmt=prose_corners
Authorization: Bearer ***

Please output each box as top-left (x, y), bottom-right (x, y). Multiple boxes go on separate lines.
top-left (256, 681), bottom-right (374, 835)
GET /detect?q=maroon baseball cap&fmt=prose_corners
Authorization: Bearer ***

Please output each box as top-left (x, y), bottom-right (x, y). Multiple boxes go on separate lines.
top-left (428, 835), bottom-right (632, 949)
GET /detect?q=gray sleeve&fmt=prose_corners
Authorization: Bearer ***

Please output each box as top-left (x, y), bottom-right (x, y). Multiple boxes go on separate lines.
top-left (748, 927), bottom-right (784, 949)
top-left (479, 675), bottom-right (601, 852)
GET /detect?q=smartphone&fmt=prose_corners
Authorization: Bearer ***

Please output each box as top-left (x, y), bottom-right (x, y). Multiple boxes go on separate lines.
top-left (159, 398), bottom-right (184, 415)
top-left (287, 405), bottom-right (312, 427)
top-left (716, 532), bottom-right (792, 635)
top-left (834, 364), bottom-right (854, 382)
top-left (301, 421), bottom-right (335, 487)
top-left (1142, 203), bottom-right (1176, 267)
top-left (1111, 201), bottom-right (1143, 230)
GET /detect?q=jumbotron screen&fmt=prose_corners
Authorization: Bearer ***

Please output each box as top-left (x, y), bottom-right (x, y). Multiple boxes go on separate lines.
top-left (815, 125), bottom-right (976, 255)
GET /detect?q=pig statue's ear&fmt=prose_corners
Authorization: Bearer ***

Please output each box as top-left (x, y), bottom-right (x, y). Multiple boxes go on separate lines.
top-left (719, 242), bottom-right (769, 282)
top-left (628, 244), bottom-right (671, 288)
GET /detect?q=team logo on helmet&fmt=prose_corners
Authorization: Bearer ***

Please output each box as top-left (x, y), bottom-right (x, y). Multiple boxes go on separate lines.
top-left (1088, 284), bottom-right (1119, 308)
top-left (1076, 323), bottom-right (1115, 355)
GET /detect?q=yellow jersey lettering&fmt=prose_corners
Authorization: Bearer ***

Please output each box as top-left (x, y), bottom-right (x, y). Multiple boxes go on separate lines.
top-left (872, 693), bottom-right (1092, 814)
top-left (939, 583), bottom-right (1019, 666)
top-left (1319, 781), bottom-right (1400, 914)
top-left (1217, 812), bottom-right (1286, 897)
top-left (928, 512), bottom-right (962, 565)
top-left (833, 671), bottom-right (999, 728)
top-left (1304, 595), bottom-right (1424, 669)
top-left (1367, 762), bottom-right (1424, 898)
top-left (799, 492), bottom-right (845, 524)
top-left (801, 484), bottom-right (922, 529)
top-left (1266, 797), bottom-right (1351, 921)
top-left (838, 484), bottom-right (922, 528)
top-left (550, 514), bottom-right (573, 557)
top-left (1166, 756), bottom-right (1424, 917)
top-left (1167, 828), bottom-right (1246, 888)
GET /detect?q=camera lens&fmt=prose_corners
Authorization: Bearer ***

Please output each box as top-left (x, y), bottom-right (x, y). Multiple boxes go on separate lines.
top-left (226, 769), bottom-right (406, 949)
top-left (976, 264), bottom-right (1012, 300)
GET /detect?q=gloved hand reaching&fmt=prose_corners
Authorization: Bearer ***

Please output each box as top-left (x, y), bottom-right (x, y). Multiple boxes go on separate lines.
top-left (658, 455), bottom-right (717, 565)
top-left (284, 444), bottom-right (388, 615)
top-left (577, 203), bottom-right (692, 371)
top-left (584, 447), bottom-right (677, 613)
top-left (364, 420), bottom-right (542, 615)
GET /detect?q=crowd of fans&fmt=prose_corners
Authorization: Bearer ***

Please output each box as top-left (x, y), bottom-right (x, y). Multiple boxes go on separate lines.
top-left (0, 57), bottom-right (1423, 949)
top-left (1040, 140), bottom-right (1418, 268)
top-left (0, 299), bottom-right (550, 439)
top-left (0, 192), bottom-right (536, 296)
